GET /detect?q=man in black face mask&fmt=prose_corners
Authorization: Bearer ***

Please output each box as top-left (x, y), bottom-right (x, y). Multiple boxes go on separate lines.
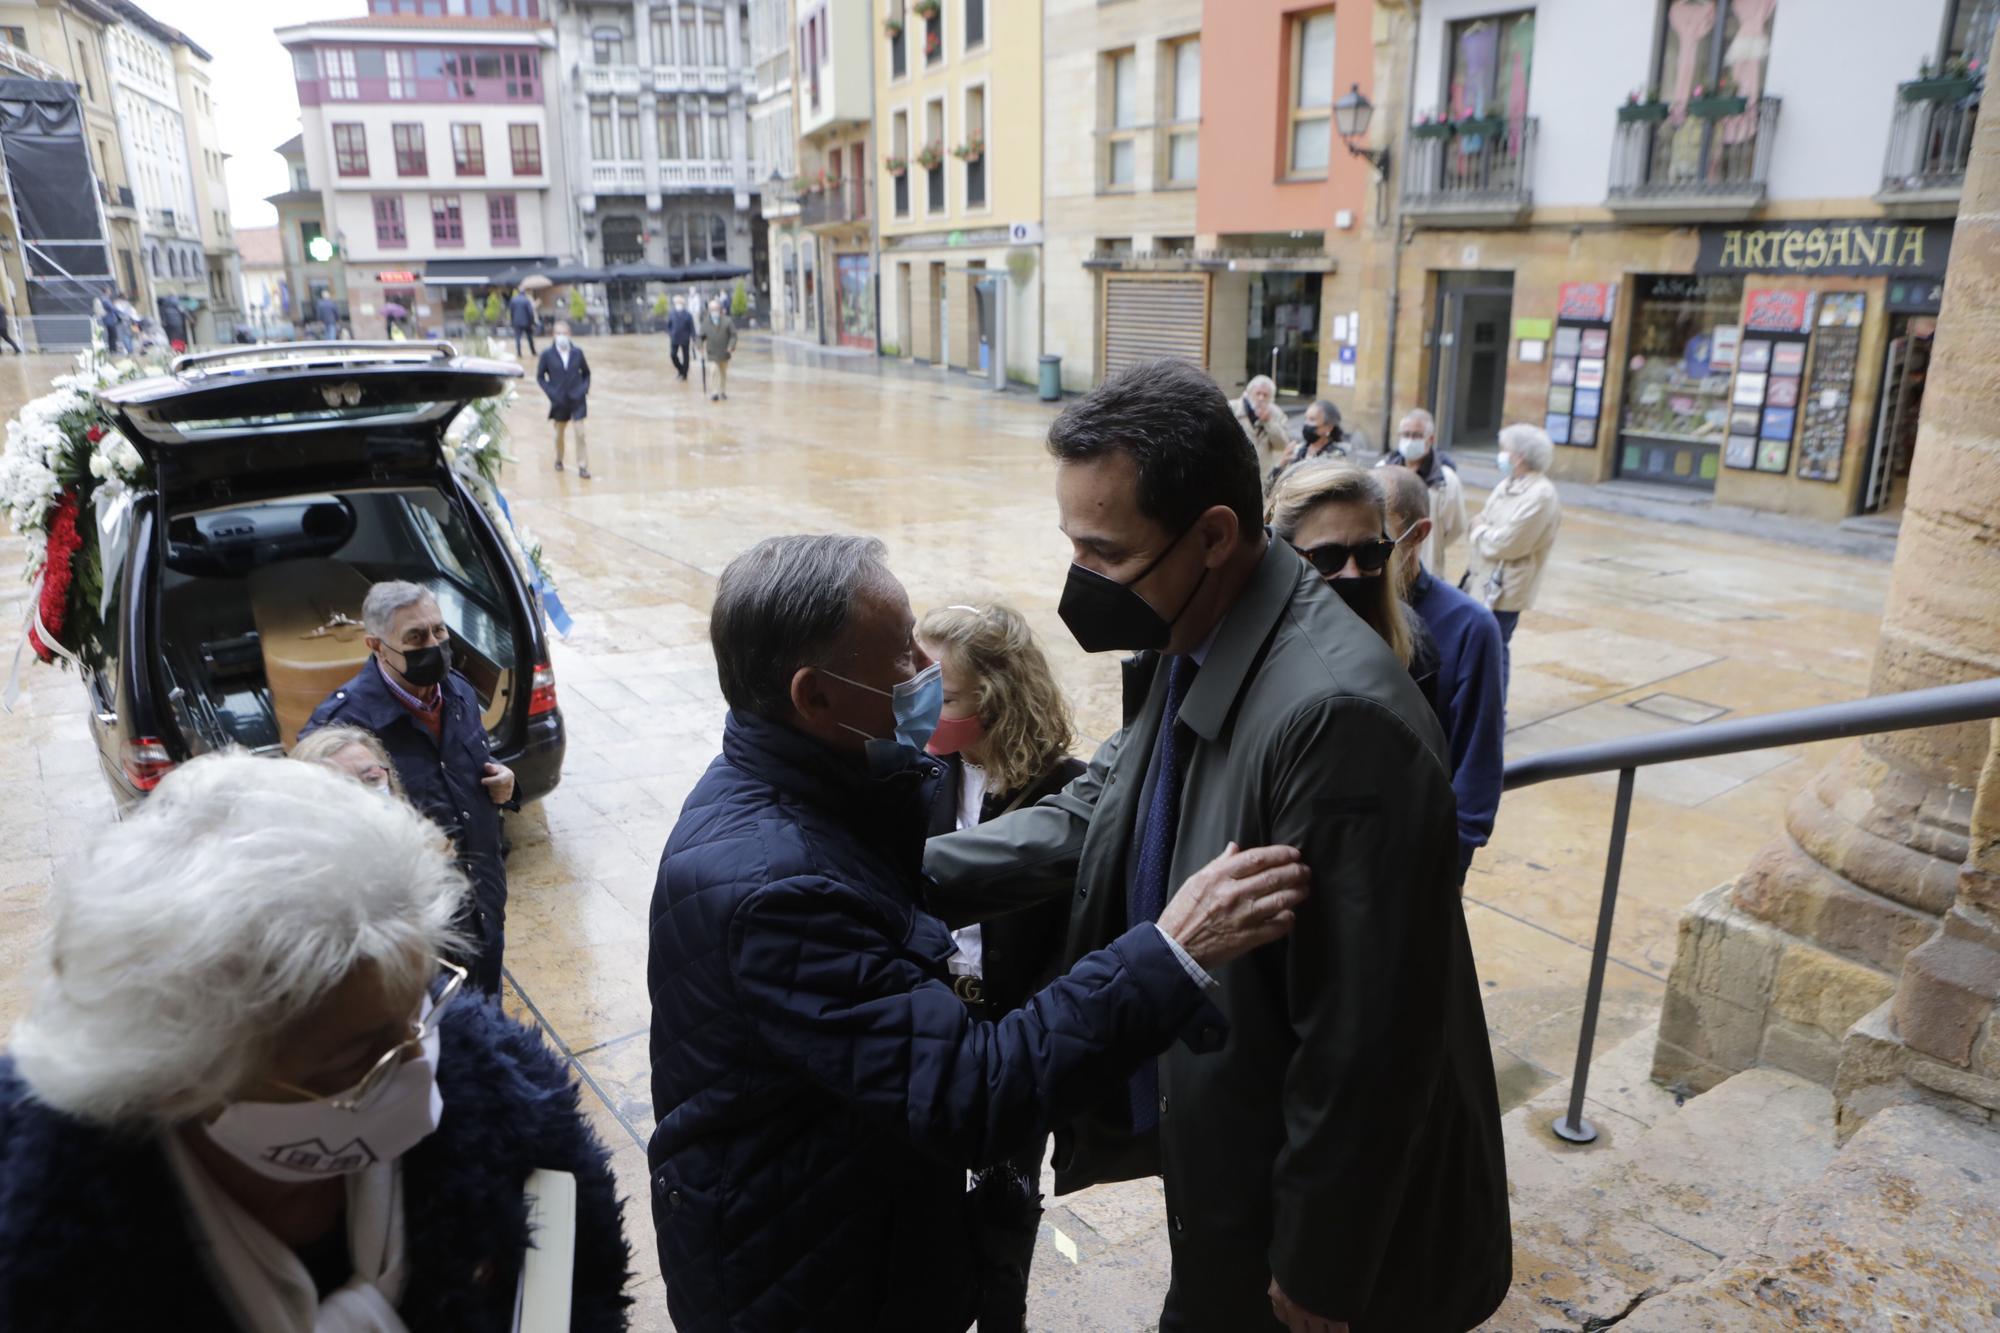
top-left (303, 580), bottom-right (517, 993)
top-left (924, 359), bottom-right (1511, 1333)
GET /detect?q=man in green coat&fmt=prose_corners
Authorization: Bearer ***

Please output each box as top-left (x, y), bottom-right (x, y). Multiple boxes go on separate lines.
top-left (924, 359), bottom-right (1510, 1333)
top-left (701, 296), bottom-right (737, 402)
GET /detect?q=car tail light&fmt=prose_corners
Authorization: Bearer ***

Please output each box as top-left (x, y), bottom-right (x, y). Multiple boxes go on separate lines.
top-left (528, 662), bottom-right (558, 716)
top-left (120, 736), bottom-right (175, 791)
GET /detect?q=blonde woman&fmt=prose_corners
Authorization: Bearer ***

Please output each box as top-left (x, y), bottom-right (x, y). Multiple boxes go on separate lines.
top-left (291, 723), bottom-right (406, 799)
top-left (1267, 461), bottom-right (1442, 715)
top-left (917, 601), bottom-right (1084, 1333)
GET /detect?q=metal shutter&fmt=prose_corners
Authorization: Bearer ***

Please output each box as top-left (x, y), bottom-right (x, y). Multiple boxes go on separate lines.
top-left (1101, 274), bottom-right (1209, 381)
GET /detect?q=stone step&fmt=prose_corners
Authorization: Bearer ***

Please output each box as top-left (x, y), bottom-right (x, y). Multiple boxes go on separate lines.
top-left (1485, 1065), bottom-right (1836, 1332)
top-left (1616, 1102), bottom-right (2000, 1331)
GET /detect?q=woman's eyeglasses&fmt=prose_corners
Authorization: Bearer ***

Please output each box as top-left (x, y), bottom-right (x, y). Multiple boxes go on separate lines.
top-left (1292, 538), bottom-right (1397, 578)
top-left (277, 959), bottom-right (467, 1111)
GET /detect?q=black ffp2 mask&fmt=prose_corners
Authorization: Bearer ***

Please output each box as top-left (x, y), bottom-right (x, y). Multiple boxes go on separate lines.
top-left (393, 642), bottom-right (450, 687)
top-left (1058, 523), bottom-right (1205, 654)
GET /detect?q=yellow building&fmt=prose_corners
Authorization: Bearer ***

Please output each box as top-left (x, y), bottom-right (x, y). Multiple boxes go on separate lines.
top-left (874, 0), bottom-right (1039, 380)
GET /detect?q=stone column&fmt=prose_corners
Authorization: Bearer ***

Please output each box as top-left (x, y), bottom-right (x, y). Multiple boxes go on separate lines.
top-left (1654, 22), bottom-right (2000, 1110)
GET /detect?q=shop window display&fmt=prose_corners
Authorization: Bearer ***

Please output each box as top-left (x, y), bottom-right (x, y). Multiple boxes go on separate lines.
top-left (1619, 274), bottom-right (1743, 487)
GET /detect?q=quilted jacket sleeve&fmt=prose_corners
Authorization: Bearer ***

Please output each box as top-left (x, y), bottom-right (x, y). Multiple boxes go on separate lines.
top-left (728, 880), bottom-right (1206, 1169)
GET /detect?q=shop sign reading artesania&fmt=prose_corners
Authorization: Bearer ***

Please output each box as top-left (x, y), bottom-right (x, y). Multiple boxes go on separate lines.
top-left (1696, 221), bottom-right (1951, 278)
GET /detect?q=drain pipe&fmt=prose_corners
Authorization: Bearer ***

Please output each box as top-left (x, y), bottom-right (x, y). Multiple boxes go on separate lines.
top-left (1380, 4), bottom-right (1421, 454)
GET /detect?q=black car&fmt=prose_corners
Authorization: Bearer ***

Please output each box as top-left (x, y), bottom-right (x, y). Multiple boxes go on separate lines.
top-left (90, 341), bottom-right (565, 808)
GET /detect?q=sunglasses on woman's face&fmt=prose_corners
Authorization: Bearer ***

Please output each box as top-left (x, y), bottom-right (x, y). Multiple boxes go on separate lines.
top-left (1292, 538), bottom-right (1397, 578)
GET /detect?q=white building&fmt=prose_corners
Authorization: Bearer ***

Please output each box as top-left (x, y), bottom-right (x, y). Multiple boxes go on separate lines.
top-left (277, 3), bottom-right (574, 335)
top-left (106, 5), bottom-right (205, 332)
top-left (552, 0), bottom-right (765, 330)
top-left (750, 0), bottom-right (803, 335)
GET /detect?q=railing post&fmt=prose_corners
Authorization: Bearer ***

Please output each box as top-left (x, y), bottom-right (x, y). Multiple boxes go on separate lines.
top-left (1553, 766), bottom-right (1637, 1145)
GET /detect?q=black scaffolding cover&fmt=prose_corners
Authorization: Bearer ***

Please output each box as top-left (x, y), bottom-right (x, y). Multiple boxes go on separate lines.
top-left (0, 78), bottom-right (112, 348)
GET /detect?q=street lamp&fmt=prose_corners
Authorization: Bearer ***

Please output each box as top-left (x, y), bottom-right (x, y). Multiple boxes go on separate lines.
top-left (1333, 83), bottom-right (1388, 176)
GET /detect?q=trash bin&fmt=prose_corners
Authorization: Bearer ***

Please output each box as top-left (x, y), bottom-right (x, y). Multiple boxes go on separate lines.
top-left (1038, 354), bottom-right (1062, 402)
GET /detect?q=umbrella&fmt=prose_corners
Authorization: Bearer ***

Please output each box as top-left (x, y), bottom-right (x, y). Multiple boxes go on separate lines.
top-left (381, 301), bottom-right (409, 319)
top-left (537, 265), bottom-right (607, 284)
top-left (672, 261), bottom-right (753, 282)
top-left (517, 274), bottom-right (553, 292)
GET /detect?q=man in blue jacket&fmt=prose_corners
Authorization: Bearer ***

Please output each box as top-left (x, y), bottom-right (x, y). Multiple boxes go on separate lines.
top-left (1383, 466), bottom-right (1506, 879)
top-left (302, 581), bottom-right (518, 993)
top-left (646, 533), bottom-right (1309, 1333)
top-left (535, 321), bottom-right (592, 478)
top-left (665, 294), bottom-right (695, 381)
top-left (508, 287), bottom-right (539, 356)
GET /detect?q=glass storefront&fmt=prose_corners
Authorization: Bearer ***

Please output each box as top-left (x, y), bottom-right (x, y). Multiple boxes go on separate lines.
top-left (1617, 273), bottom-right (1744, 488)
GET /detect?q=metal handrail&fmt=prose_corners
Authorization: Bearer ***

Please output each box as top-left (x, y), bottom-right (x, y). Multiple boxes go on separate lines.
top-left (1501, 676), bottom-right (2000, 1145)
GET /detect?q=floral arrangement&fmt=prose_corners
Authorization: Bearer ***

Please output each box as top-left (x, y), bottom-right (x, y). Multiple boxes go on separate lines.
top-left (912, 0), bottom-right (939, 18)
top-left (925, 30), bottom-right (940, 57)
top-left (882, 15), bottom-right (903, 38)
top-left (952, 131), bottom-right (985, 162)
top-left (0, 350), bottom-right (152, 671)
top-left (883, 154), bottom-right (908, 176)
top-left (916, 140), bottom-right (944, 171)
top-left (445, 338), bottom-right (562, 624)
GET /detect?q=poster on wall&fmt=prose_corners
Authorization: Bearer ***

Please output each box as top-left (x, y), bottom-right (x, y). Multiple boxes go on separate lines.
top-left (1796, 292), bottom-right (1866, 483)
top-left (1724, 322), bottom-right (1810, 473)
top-left (1542, 285), bottom-right (1616, 449)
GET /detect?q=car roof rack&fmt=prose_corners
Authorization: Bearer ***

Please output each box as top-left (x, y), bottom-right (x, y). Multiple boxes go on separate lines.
top-left (169, 340), bottom-right (462, 381)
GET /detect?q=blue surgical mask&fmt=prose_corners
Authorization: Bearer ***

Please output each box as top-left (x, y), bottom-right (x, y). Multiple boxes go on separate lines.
top-left (825, 661), bottom-right (944, 751)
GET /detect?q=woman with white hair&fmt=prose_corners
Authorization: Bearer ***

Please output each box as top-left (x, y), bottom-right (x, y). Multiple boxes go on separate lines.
top-left (1466, 422), bottom-right (1564, 665)
top-left (0, 753), bottom-right (632, 1331)
top-left (1231, 373), bottom-right (1297, 464)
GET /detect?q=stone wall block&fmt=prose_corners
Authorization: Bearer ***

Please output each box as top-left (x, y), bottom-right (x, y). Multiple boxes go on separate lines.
top-left (1732, 838), bottom-right (1938, 973)
top-left (1760, 1019), bottom-right (1843, 1087)
top-left (1771, 942), bottom-right (1897, 1039)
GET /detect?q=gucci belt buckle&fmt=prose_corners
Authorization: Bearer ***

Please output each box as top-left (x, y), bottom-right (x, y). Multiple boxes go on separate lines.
top-left (952, 973), bottom-right (984, 1005)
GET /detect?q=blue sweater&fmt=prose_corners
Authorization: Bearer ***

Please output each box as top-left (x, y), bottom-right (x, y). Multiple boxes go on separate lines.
top-left (1408, 567), bottom-right (1506, 873)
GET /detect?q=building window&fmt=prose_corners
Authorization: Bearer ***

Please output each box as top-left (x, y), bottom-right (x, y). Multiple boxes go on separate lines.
top-left (1287, 9), bottom-right (1335, 177)
top-left (430, 193), bottom-right (462, 246)
top-left (889, 0), bottom-right (907, 78)
top-left (667, 215), bottom-right (686, 264)
top-left (1166, 37), bottom-right (1200, 184)
top-left (680, 14), bottom-right (698, 65)
top-left (1447, 12), bottom-right (1533, 121)
top-left (593, 28), bottom-right (624, 66)
top-left (387, 50), bottom-right (417, 99)
top-left (372, 194), bottom-right (406, 246)
top-left (333, 122), bottom-right (369, 176)
top-left (320, 48), bottom-right (359, 100)
top-left (590, 108), bottom-right (613, 158)
top-left (705, 13), bottom-right (727, 66)
top-left (652, 15), bottom-right (673, 64)
top-left (393, 123), bottom-right (427, 176)
top-left (924, 97), bottom-right (945, 212)
top-left (924, 6), bottom-right (942, 66)
top-left (1104, 48), bottom-right (1136, 188)
top-left (708, 105), bottom-right (728, 160)
top-left (1, 27), bottom-right (27, 49)
top-left (891, 108), bottom-right (910, 216)
top-left (620, 102), bottom-right (642, 159)
top-left (964, 0), bottom-right (984, 49)
top-left (451, 123), bottom-right (485, 175)
top-left (963, 85), bottom-right (986, 209)
top-left (75, 40), bottom-right (95, 100)
top-left (490, 193), bottom-right (519, 245)
top-left (659, 103), bottom-right (682, 158)
top-left (710, 212), bottom-right (728, 261)
top-left (509, 123), bottom-right (541, 174)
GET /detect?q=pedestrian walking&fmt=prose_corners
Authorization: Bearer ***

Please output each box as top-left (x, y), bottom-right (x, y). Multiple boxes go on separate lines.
top-left (312, 288), bottom-right (340, 341)
top-left (926, 359), bottom-right (1511, 1333)
top-left (157, 297), bottom-right (187, 352)
top-left (508, 287), bottom-right (539, 357)
top-left (701, 296), bottom-right (736, 401)
top-left (1232, 373), bottom-right (1296, 466)
top-left (646, 534), bottom-right (1307, 1333)
top-left (1378, 407), bottom-right (1469, 587)
top-left (0, 753), bottom-right (633, 1331)
top-left (535, 321), bottom-right (592, 479)
top-left (917, 601), bottom-right (1086, 1333)
top-left (1382, 465), bottom-right (1506, 883)
top-left (98, 288), bottom-right (129, 354)
top-left (1466, 421), bottom-right (1563, 673)
top-left (666, 294), bottom-right (695, 382)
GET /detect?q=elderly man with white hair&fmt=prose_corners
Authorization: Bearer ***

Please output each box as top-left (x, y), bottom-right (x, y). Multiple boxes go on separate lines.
top-left (1378, 406), bottom-right (1470, 586)
top-left (0, 753), bottom-right (632, 1330)
top-left (1466, 422), bottom-right (1564, 675)
top-left (302, 580), bottom-right (517, 994)
top-left (1231, 373), bottom-right (1296, 464)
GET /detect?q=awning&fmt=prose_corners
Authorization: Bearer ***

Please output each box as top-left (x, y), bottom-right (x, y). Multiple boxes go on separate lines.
top-left (419, 256), bottom-right (558, 287)
top-left (604, 260), bottom-right (682, 281)
top-left (674, 260), bottom-right (753, 282)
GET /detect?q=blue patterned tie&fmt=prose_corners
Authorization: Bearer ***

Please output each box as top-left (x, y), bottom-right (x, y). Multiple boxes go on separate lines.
top-left (1129, 654), bottom-right (1196, 1134)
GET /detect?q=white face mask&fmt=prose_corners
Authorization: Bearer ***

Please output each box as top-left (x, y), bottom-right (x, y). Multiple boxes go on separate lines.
top-left (1496, 450), bottom-right (1515, 475)
top-left (201, 1006), bottom-right (444, 1183)
top-left (1397, 435), bottom-right (1428, 462)
top-left (555, 335), bottom-right (572, 351)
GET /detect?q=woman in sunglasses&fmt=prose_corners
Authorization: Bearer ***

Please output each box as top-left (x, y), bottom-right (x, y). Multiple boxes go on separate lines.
top-left (1268, 460), bottom-right (1441, 712)
top-left (0, 753), bottom-right (632, 1332)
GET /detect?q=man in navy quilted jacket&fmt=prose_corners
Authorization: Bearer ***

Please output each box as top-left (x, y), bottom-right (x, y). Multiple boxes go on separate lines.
top-left (646, 533), bottom-right (1310, 1332)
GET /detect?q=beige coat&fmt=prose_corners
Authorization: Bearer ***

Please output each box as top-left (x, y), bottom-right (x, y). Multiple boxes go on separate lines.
top-left (1232, 394), bottom-right (1295, 463)
top-left (1467, 470), bottom-right (1561, 612)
